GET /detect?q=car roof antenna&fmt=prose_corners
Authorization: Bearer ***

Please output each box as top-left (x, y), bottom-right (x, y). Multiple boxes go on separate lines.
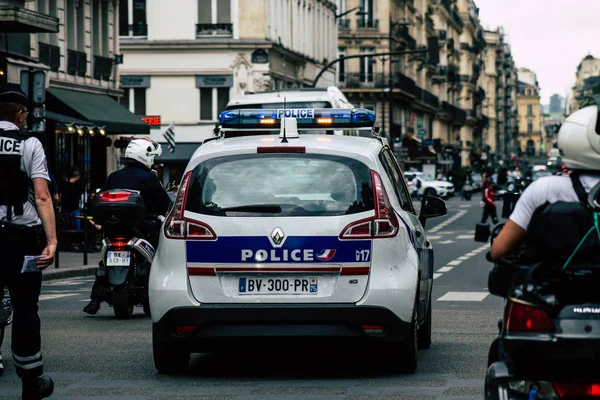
top-left (281, 96), bottom-right (288, 143)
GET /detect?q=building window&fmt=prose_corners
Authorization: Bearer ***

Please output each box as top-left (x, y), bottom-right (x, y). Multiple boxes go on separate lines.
top-left (359, 0), bottom-right (375, 27)
top-left (197, 0), bottom-right (232, 36)
top-left (359, 47), bottom-right (374, 82)
top-left (200, 87), bottom-right (230, 121)
top-left (338, 48), bottom-right (346, 82)
top-left (76, 1), bottom-right (85, 51)
top-left (527, 104), bottom-right (533, 116)
top-left (119, 88), bottom-right (146, 115)
top-left (119, 89), bottom-right (130, 109)
top-left (66, 0), bottom-right (76, 49)
top-left (527, 119), bottom-right (533, 134)
top-left (120, 0), bottom-right (148, 36)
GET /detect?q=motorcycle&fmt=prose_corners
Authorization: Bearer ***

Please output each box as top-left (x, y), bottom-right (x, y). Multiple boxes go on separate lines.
top-left (462, 183), bottom-right (473, 201)
top-left (91, 189), bottom-right (159, 319)
top-left (483, 205), bottom-right (600, 399)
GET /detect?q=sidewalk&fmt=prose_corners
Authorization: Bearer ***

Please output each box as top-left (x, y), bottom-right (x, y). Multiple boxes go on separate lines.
top-left (43, 251), bottom-right (101, 281)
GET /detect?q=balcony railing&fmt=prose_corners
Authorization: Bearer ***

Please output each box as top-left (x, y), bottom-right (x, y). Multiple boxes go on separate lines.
top-left (196, 23), bottom-right (233, 36)
top-left (93, 55), bottom-right (113, 81)
top-left (440, 101), bottom-right (466, 124)
top-left (338, 73), bottom-right (388, 89)
top-left (127, 23), bottom-right (147, 36)
top-left (67, 49), bottom-right (86, 77)
top-left (338, 19), bottom-right (350, 29)
top-left (438, 29), bottom-right (447, 41)
top-left (394, 72), bottom-right (416, 95)
top-left (38, 42), bottom-right (60, 72)
top-left (357, 18), bottom-right (379, 29)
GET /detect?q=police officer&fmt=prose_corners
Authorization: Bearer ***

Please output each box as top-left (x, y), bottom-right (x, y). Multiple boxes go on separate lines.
top-left (83, 138), bottom-right (171, 315)
top-left (491, 101), bottom-right (600, 261)
top-left (0, 84), bottom-right (57, 399)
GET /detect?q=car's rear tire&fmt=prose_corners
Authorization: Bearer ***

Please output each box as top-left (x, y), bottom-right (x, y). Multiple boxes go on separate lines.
top-left (417, 299), bottom-right (432, 349)
top-left (383, 305), bottom-right (418, 374)
top-left (424, 188), bottom-right (436, 197)
top-left (152, 326), bottom-right (190, 374)
top-left (112, 286), bottom-right (133, 319)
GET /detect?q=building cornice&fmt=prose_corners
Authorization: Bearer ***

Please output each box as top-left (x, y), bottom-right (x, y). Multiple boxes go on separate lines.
top-left (49, 79), bottom-right (121, 97)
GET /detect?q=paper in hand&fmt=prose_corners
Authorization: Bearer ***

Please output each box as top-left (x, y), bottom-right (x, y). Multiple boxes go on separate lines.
top-left (21, 255), bottom-right (44, 273)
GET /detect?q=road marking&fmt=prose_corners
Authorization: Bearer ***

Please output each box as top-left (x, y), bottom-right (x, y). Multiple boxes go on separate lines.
top-left (447, 260), bottom-right (462, 266)
top-left (437, 266), bottom-right (453, 273)
top-left (437, 292), bottom-right (490, 302)
top-left (459, 204), bottom-right (472, 208)
top-left (467, 230), bottom-right (475, 234)
top-left (428, 210), bottom-right (468, 233)
top-left (437, 240), bottom-right (456, 244)
top-left (39, 293), bottom-right (79, 301)
top-left (466, 252), bottom-right (476, 257)
top-left (457, 256), bottom-right (469, 261)
top-left (433, 273), bottom-right (443, 279)
top-left (428, 235), bottom-right (442, 240)
top-left (456, 235), bottom-right (472, 239)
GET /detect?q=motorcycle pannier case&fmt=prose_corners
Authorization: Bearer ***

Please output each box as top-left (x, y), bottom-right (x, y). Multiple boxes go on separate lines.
top-left (92, 190), bottom-right (146, 227)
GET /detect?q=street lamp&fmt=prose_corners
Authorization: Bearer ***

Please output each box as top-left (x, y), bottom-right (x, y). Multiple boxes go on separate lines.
top-left (335, 7), bottom-right (367, 21)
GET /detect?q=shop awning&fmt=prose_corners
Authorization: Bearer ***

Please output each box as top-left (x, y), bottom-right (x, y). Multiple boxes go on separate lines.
top-left (46, 87), bottom-right (149, 135)
top-left (46, 111), bottom-right (93, 126)
top-left (155, 143), bottom-right (200, 163)
top-left (402, 137), bottom-right (436, 159)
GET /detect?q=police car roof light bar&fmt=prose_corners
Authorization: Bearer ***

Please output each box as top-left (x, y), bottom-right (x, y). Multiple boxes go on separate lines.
top-left (218, 108), bottom-right (376, 131)
top-left (281, 97), bottom-right (288, 143)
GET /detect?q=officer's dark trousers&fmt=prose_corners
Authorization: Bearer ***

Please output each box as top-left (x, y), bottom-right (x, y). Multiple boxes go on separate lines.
top-left (0, 225), bottom-right (44, 378)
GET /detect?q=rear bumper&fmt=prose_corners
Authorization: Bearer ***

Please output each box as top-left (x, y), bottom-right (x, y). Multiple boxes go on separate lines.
top-left (503, 336), bottom-right (600, 362)
top-left (153, 304), bottom-right (411, 351)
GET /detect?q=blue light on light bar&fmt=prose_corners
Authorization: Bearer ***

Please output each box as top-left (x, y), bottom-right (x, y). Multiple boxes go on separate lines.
top-left (218, 108), bottom-right (376, 130)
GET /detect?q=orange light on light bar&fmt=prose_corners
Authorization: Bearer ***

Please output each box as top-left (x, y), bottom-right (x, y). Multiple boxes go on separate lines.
top-left (260, 118), bottom-right (276, 124)
top-left (317, 118), bottom-right (333, 124)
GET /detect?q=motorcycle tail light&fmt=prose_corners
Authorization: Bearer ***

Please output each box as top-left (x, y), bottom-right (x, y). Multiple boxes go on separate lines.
top-left (554, 382), bottom-right (600, 397)
top-left (504, 301), bottom-right (554, 333)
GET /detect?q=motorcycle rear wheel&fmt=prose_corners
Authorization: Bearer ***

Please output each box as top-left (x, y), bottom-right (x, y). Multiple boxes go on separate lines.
top-left (112, 286), bottom-right (134, 319)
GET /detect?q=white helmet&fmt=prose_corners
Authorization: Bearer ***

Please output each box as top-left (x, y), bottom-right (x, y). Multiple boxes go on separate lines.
top-left (124, 138), bottom-right (162, 169)
top-left (558, 98), bottom-right (600, 171)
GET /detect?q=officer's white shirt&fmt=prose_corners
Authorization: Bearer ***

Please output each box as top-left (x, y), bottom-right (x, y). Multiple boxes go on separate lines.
top-left (510, 174), bottom-right (600, 231)
top-left (0, 121), bottom-right (50, 226)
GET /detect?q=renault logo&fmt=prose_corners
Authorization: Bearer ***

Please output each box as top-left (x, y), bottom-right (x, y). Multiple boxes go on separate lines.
top-left (269, 227), bottom-right (286, 248)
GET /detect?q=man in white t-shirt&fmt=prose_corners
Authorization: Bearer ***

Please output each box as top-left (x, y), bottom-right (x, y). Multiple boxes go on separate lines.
top-left (491, 102), bottom-right (600, 261)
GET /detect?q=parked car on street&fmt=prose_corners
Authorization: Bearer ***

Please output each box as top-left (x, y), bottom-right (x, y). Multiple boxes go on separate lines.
top-left (149, 108), bottom-right (447, 375)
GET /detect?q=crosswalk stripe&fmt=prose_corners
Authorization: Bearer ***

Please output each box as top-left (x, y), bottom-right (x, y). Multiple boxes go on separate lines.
top-left (456, 235), bottom-right (472, 239)
top-left (437, 266), bottom-right (453, 273)
top-left (39, 294), bottom-right (79, 301)
top-left (447, 260), bottom-right (462, 266)
top-left (437, 292), bottom-right (489, 302)
top-left (433, 273), bottom-right (442, 279)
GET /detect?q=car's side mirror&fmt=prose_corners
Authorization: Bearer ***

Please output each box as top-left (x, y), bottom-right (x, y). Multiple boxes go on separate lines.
top-left (418, 195), bottom-right (447, 228)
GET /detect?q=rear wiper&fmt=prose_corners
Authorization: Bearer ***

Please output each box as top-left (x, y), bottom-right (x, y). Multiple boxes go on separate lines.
top-left (218, 204), bottom-right (282, 213)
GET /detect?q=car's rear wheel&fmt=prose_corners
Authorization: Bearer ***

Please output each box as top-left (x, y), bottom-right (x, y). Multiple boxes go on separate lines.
top-left (112, 286), bottom-right (134, 319)
top-left (382, 305), bottom-right (418, 374)
top-left (417, 298), bottom-right (432, 349)
top-left (152, 326), bottom-right (190, 374)
top-left (424, 188), bottom-right (436, 197)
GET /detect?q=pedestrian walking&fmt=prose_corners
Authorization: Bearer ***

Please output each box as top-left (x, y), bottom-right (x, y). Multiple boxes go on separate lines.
top-left (0, 84), bottom-right (57, 399)
top-left (60, 165), bottom-right (82, 230)
top-left (481, 182), bottom-right (499, 225)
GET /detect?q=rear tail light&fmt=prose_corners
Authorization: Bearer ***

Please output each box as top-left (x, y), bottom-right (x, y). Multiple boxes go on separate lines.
top-left (340, 170), bottom-right (399, 239)
top-left (362, 325), bottom-right (385, 335)
top-left (553, 382), bottom-right (600, 397)
top-left (109, 236), bottom-right (130, 250)
top-left (174, 325), bottom-right (195, 336)
top-left (504, 301), bottom-right (554, 333)
top-left (98, 191), bottom-right (132, 202)
top-left (164, 171), bottom-right (217, 240)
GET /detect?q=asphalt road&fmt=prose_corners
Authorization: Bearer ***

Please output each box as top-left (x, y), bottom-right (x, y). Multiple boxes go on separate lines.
top-left (0, 195), bottom-right (506, 400)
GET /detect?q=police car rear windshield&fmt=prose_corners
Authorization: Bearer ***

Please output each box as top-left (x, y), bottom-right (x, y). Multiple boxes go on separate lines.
top-left (185, 154), bottom-right (374, 217)
top-left (226, 101), bottom-right (332, 110)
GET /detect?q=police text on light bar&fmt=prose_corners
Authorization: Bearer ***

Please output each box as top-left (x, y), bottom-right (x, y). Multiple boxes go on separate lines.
top-left (218, 108), bottom-right (376, 130)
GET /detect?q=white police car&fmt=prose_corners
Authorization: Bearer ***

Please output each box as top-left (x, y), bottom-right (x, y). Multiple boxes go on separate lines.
top-left (149, 108), bottom-right (447, 374)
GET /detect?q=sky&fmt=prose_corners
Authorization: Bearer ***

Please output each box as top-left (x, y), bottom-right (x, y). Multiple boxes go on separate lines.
top-left (474, 0), bottom-right (600, 105)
